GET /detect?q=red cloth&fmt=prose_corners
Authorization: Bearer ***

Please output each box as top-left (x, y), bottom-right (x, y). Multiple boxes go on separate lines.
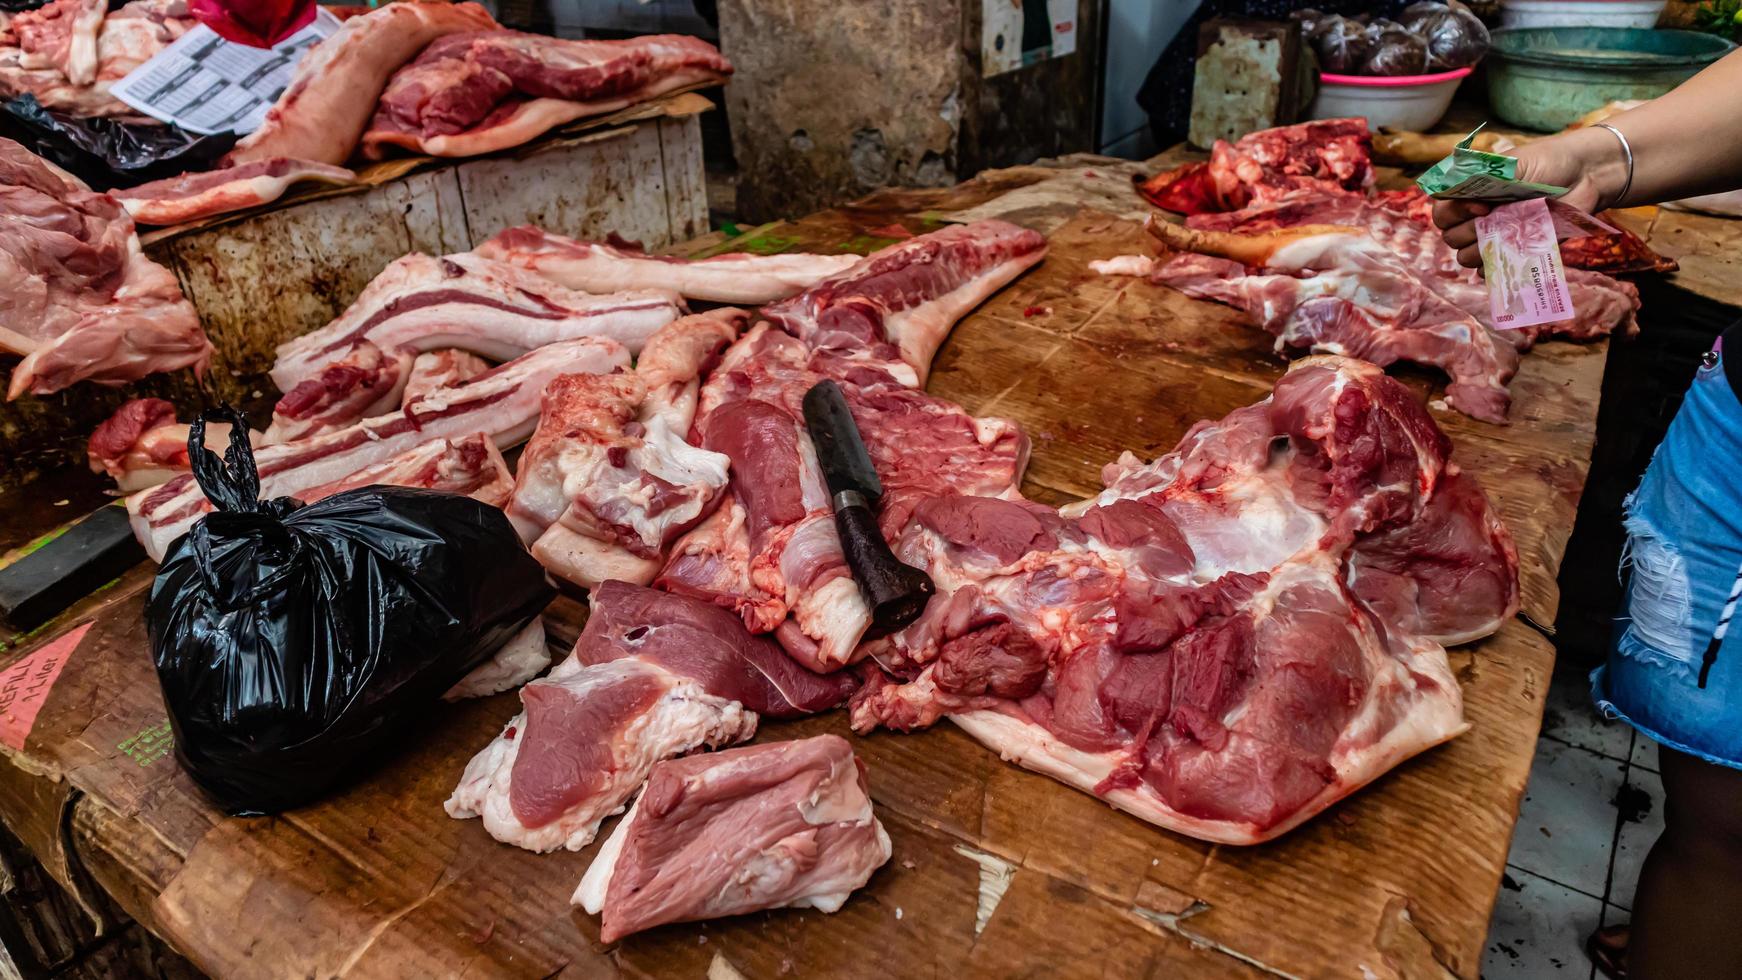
top-left (190, 0), bottom-right (317, 48)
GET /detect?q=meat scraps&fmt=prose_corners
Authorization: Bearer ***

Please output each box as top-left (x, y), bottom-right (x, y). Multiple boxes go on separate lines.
top-left (447, 581), bottom-right (856, 852)
top-left (574, 734), bottom-right (891, 943)
top-left (0, 138), bottom-right (211, 399)
top-left (361, 31), bottom-right (732, 159)
top-left (851, 356), bottom-right (1519, 845)
top-left (1135, 119), bottom-right (1674, 276)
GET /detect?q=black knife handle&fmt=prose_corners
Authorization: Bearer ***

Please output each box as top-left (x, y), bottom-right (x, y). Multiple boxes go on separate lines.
top-left (833, 504), bottom-right (934, 640)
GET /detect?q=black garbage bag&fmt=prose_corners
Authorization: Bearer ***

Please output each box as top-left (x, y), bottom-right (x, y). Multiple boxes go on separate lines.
top-left (1, 95), bottom-right (236, 191)
top-left (147, 409), bottom-right (554, 815)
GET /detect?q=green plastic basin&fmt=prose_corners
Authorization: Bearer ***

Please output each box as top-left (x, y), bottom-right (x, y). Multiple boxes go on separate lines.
top-left (1487, 27), bottom-right (1736, 131)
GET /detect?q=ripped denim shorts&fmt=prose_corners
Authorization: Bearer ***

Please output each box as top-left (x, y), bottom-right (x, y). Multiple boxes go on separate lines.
top-left (1592, 345), bottom-right (1742, 770)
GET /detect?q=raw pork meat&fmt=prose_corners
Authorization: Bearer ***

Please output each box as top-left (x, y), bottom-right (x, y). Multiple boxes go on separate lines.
top-left (658, 221), bottom-right (1043, 672)
top-left (0, 0), bottom-right (195, 118)
top-left (117, 158), bottom-right (356, 226)
top-left (0, 139), bottom-right (210, 398)
top-left (448, 581), bottom-right (855, 851)
top-left (850, 356), bottom-right (1519, 845)
top-left (293, 432), bottom-right (514, 508)
top-left (129, 336), bottom-right (628, 560)
top-left (507, 309), bottom-right (743, 589)
top-left (575, 734), bottom-right (891, 942)
top-left (270, 251), bottom-right (681, 391)
top-left (361, 31), bottom-right (731, 159)
top-left (473, 226), bottom-right (860, 304)
top-left (403, 348), bottom-right (488, 402)
top-left (11, 0), bottom-right (103, 85)
top-left (1135, 118), bottom-right (1374, 215)
top-left (262, 341), bottom-right (412, 445)
top-left (225, 0), bottom-right (498, 166)
top-left (87, 398), bottom-right (246, 492)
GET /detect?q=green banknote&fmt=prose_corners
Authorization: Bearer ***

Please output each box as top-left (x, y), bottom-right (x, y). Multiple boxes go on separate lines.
top-left (1417, 126), bottom-right (1568, 203)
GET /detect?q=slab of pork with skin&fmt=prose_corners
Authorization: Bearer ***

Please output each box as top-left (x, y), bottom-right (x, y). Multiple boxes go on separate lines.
top-left (448, 581), bottom-right (856, 852)
top-left (850, 356), bottom-right (1519, 845)
top-left (0, 0), bottom-right (195, 119)
top-left (117, 159), bottom-right (357, 227)
top-left (271, 251), bottom-right (681, 393)
top-left (475, 226), bottom-right (861, 304)
top-left (87, 398), bottom-right (251, 492)
top-left (129, 336), bottom-right (628, 561)
top-left (264, 346), bottom-right (491, 447)
top-left (576, 734), bottom-right (891, 942)
top-left (507, 309), bottom-right (743, 589)
top-left (361, 31), bottom-right (732, 159)
top-left (655, 220), bottom-right (1045, 673)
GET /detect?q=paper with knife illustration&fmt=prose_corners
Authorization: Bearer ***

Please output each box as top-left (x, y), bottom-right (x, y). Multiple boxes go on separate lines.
top-left (1477, 198), bottom-right (1574, 330)
top-left (1417, 125), bottom-right (1568, 203)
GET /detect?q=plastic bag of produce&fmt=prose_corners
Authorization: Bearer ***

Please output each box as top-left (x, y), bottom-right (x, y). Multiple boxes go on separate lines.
top-left (1362, 20), bottom-right (1429, 76)
top-left (1399, 1), bottom-right (1490, 72)
top-left (1310, 14), bottom-right (1374, 74)
top-left (147, 409), bottom-right (554, 815)
top-left (1, 95), bottom-right (236, 191)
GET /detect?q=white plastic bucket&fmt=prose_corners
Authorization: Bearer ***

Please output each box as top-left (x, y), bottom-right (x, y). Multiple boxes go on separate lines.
top-left (1308, 68), bottom-right (1473, 132)
top-left (1501, 0), bottom-right (1668, 29)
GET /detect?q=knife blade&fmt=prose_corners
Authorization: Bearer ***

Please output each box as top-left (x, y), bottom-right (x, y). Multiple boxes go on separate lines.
top-left (801, 380), bottom-right (934, 639)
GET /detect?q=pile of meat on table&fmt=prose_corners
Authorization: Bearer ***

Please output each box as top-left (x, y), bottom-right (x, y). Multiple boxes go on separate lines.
top-left (99, 210), bottom-right (1520, 939)
top-left (0, 137), bottom-right (209, 399)
top-left (1105, 118), bottom-right (1655, 423)
top-left (114, 0), bottom-right (735, 227)
top-left (0, 0), bottom-right (194, 119)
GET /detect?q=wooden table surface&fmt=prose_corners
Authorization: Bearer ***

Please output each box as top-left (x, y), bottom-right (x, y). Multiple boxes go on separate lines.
top-left (0, 152), bottom-right (1668, 978)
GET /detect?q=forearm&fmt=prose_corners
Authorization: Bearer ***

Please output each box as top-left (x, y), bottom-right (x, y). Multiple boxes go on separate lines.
top-left (1594, 48), bottom-right (1742, 207)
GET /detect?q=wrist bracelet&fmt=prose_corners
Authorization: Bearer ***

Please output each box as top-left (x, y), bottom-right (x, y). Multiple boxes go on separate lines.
top-left (1593, 122), bottom-right (1635, 208)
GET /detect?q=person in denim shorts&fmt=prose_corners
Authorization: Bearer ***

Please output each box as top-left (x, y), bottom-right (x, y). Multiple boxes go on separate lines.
top-left (1435, 49), bottom-right (1742, 980)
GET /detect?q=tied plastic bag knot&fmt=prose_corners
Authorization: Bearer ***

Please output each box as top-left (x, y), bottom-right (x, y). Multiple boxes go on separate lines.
top-left (148, 407), bottom-right (554, 814)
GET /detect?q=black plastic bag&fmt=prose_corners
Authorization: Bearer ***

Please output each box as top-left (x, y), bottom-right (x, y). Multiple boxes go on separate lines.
top-left (1310, 15), bottom-right (1374, 74)
top-left (1362, 20), bottom-right (1429, 76)
top-left (1398, 1), bottom-right (1490, 72)
top-left (147, 409), bottom-right (554, 815)
top-left (1, 95), bottom-right (236, 191)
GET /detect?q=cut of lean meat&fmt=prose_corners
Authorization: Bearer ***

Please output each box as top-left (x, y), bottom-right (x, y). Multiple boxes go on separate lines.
top-left (128, 336), bottom-right (629, 560)
top-left (117, 158), bottom-right (356, 226)
top-left (447, 581), bottom-right (855, 852)
top-left (849, 356), bottom-right (1518, 845)
top-left (0, 138), bottom-right (210, 399)
top-left (507, 309), bottom-right (744, 589)
top-left (224, 0), bottom-right (498, 166)
top-left (575, 734), bottom-right (891, 942)
top-left (474, 226), bottom-right (861, 304)
top-left (361, 31), bottom-right (731, 159)
top-left (270, 251), bottom-right (681, 391)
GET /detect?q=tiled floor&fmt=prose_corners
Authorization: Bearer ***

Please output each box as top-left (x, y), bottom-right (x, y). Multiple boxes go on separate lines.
top-left (1483, 662), bottom-right (1664, 978)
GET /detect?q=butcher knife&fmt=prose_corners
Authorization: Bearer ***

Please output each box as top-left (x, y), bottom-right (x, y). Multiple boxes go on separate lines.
top-left (801, 380), bottom-right (934, 639)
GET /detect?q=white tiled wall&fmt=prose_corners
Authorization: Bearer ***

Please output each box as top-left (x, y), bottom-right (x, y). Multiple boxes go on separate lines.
top-left (1099, 0), bottom-right (1201, 158)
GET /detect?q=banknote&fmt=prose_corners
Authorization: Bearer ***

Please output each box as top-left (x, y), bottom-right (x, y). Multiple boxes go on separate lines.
top-left (1417, 126), bottom-right (1568, 203)
top-left (1476, 197), bottom-right (1574, 330)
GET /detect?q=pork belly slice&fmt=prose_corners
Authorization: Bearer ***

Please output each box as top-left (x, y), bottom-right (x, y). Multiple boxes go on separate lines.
top-left (271, 251), bottom-right (680, 391)
top-left (117, 158), bottom-right (356, 226)
top-left (509, 311), bottom-right (743, 589)
top-left (87, 398), bottom-right (251, 493)
top-left (224, 0), bottom-right (499, 167)
top-left (762, 219), bottom-right (1048, 385)
top-left (473, 226), bottom-right (860, 304)
top-left (360, 32), bottom-right (732, 159)
top-left (128, 337), bottom-right (628, 561)
top-left (262, 341), bottom-right (413, 445)
top-left (294, 433), bottom-right (515, 508)
top-left (853, 356), bottom-right (1518, 844)
top-left (447, 582), bottom-right (855, 851)
top-left (445, 616), bottom-right (551, 700)
top-left (575, 734), bottom-right (891, 942)
top-left (403, 348), bottom-right (489, 403)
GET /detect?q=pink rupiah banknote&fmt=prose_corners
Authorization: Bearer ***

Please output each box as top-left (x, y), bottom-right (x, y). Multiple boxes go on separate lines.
top-left (1477, 197), bottom-right (1574, 330)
